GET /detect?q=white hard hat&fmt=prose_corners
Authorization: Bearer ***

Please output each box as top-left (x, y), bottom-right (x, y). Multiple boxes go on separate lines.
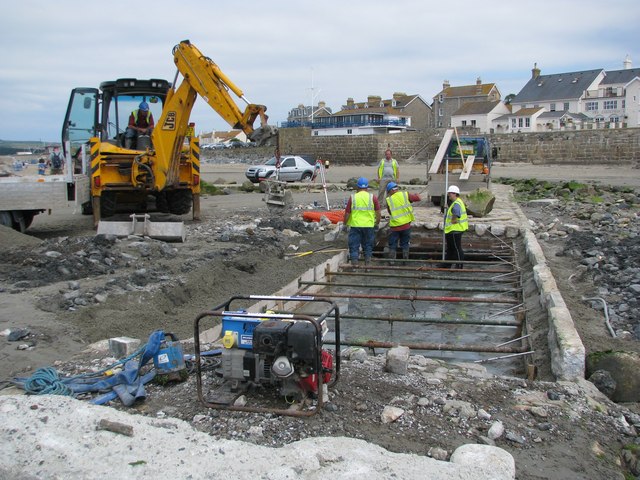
top-left (447, 185), bottom-right (460, 194)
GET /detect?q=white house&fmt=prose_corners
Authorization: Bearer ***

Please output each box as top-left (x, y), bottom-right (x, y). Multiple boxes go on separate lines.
top-left (451, 100), bottom-right (510, 133)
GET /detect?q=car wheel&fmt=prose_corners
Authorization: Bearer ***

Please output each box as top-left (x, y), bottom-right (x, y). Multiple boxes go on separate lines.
top-left (301, 171), bottom-right (313, 181)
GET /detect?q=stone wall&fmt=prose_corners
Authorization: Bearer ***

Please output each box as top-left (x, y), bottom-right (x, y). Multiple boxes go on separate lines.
top-left (488, 128), bottom-right (640, 164)
top-left (277, 127), bottom-right (640, 166)
top-left (278, 128), bottom-right (440, 165)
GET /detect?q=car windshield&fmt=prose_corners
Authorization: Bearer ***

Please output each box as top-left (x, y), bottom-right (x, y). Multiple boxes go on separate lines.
top-left (264, 157), bottom-right (277, 166)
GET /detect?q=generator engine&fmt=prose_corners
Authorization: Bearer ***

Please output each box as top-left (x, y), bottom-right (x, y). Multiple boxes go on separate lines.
top-left (218, 316), bottom-right (332, 400)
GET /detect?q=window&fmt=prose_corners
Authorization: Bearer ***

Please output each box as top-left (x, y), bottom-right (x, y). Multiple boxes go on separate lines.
top-left (438, 121), bottom-right (442, 127)
top-left (281, 158), bottom-right (295, 168)
top-left (438, 94), bottom-right (444, 102)
top-left (313, 131), bottom-right (318, 136)
top-left (438, 108), bottom-right (443, 117)
top-left (511, 118), bottom-right (517, 128)
top-left (525, 118), bottom-right (530, 127)
top-left (461, 120), bottom-right (467, 126)
top-left (622, 100), bottom-right (626, 109)
top-left (610, 116), bottom-right (619, 122)
top-left (550, 103), bottom-right (556, 112)
top-left (586, 101), bottom-right (598, 111)
top-left (471, 120), bottom-right (476, 127)
top-left (518, 118), bottom-right (523, 128)
top-left (595, 116), bottom-right (604, 123)
top-left (604, 100), bottom-right (617, 110)
top-left (347, 129), bottom-right (352, 134)
top-left (564, 102), bottom-right (569, 111)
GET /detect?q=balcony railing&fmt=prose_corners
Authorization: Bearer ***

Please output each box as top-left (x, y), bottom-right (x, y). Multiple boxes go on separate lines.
top-left (281, 119), bottom-right (409, 129)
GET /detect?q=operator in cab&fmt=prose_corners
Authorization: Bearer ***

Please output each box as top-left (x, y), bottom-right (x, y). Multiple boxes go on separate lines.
top-left (125, 101), bottom-right (155, 149)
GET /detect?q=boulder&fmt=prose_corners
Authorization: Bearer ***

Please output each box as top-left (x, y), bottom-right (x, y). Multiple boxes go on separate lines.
top-left (586, 351), bottom-right (640, 402)
top-left (462, 188), bottom-right (495, 217)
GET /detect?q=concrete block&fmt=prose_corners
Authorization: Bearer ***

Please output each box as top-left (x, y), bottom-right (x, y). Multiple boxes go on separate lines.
top-left (490, 225), bottom-right (505, 237)
top-left (548, 306), bottom-right (585, 381)
top-left (109, 337), bottom-right (141, 359)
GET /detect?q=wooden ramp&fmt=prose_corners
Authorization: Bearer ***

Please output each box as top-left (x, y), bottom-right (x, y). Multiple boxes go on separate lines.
top-left (459, 155), bottom-right (476, 180)
top-left (428, 129), bottom-right (454, 174)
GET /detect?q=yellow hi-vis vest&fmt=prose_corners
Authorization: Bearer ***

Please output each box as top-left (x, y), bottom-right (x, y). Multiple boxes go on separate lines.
top-left (132, 110), bottom-right (152, 127)
top-left (378, 158), bottom-right (398, 179)
top-left (444, 198), bottom-right (468, 234)
top-left (386, 191), bottom-right (414, 227)
top-left (348, 191), bottom-right (375, 227)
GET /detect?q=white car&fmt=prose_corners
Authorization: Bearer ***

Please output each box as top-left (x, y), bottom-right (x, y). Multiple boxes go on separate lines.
top-left (245, 155), bottom-right (316, 183)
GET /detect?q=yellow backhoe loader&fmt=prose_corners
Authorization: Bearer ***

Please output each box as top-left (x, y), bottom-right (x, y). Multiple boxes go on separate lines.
top-left (62, 40), bottom-right (278, 228)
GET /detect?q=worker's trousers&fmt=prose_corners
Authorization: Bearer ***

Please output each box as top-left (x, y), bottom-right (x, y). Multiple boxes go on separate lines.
top-left (348, 227), bottom-right (375, 262)
top-left (445, 231), bottom-right (464, 267)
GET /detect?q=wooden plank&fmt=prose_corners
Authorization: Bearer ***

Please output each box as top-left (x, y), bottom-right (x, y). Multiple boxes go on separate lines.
top-left (459, 155), bottom-right (476, 180)
top-left (428, 129), bottom-right (454, 174)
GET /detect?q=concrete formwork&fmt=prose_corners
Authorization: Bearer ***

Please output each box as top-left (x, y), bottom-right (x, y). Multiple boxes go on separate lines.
top-left (220, 184), bottom-right (584, 382)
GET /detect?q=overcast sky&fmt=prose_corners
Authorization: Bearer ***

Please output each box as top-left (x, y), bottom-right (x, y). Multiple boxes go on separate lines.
top-left (1, 0), bottom-right (638, 142)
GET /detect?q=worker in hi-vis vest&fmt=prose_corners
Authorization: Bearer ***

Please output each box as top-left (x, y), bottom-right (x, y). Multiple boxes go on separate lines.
top-left (443, 185), bottom-right (468, 269)
top-left (376, 149), bottom-right (399, 206)
top-left (344, 177), bottom-right (381, 268)
top-left (385, 182), bottom-right (421, 263)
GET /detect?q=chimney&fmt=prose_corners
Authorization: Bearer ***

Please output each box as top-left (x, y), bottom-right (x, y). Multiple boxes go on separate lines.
top-left (532, 63), bottom-right (541, 79)
top-left (346, 97), bottom-right (354, 108)
top-left (624, 54), bottom-right (632, 70)
top-left (318, 101), bottom-right (326, 108)
top-left (476, 77), bottom-right (482, 95)
top-left (367, 95), bottom-right (381, 105)
top-left (393, 92), bottom-right (406, 101)
top-left (442, 80), bottom-right (450, 90)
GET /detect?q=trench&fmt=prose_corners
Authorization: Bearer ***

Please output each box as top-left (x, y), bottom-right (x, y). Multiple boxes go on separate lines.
top-left (255, 230), bottom-right (542, 379)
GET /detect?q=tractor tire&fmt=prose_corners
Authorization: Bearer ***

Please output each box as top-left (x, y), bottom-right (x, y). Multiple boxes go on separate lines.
top-left (155, 192), bottom-right (170, 213)
top-left (167, 190), bottom-right (193, 215)
top-left (100, 192), bottom-right (117, 218)
top-left (81, 201), bottom-right (93, 215)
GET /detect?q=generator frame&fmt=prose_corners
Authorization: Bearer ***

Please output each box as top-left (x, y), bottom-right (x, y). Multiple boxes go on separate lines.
top-left (193, 295), bottom-right (341, 417)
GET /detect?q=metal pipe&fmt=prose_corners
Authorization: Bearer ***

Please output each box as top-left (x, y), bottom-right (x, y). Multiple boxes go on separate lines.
top-left (330, 271), bottom-right (519, 284)
top-left (336, 338), bottom-right (526, 354)
top-left (473, 351), bottom-right (535, 363)
top-left (339, 264), bottom-right (513, 274)
top-left (335, 313), bottom-right (520, 327)
top-left (582, 296), bottom-right (616, 338)
top-left (496, 334), bottom-right (530, 347)
top-left (299, 280), bottom-right (517, 294)
top-left (305, 291), bottom-right (519, 304)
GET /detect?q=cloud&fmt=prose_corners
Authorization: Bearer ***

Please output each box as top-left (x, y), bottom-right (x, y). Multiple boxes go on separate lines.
top-left (0, 0), bottom-right (638, 140)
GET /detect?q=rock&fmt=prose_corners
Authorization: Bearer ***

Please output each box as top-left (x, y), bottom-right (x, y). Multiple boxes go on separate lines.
top-left (529, 407), bottom-right (548, 419)
top-left (505, 431), bottom-right (526, 444)
top-left (586, 351), bottom-right (640, 402)
top-left (462, 189), bottom-right (495, 217)
top-left (487, 421), bottom-right (504, 440)
top-left (428, 447), bottom-right (448, 461)
top-left (381, 406), bottom-right (404, 424)
top-left (385, 346), bottom-right (410, 375)
top-left (588, 370), bottom-right (617, 399)
top-left (7, 328), bottom-right (30, 342)
top-left (477, 408), bottom-right (491, 421)
top-left (449, 444), bottom-right (515, 479)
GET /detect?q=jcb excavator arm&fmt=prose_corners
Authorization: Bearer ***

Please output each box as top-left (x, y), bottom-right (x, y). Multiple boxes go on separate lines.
top-left (148, 40), bottom-right (278, 191)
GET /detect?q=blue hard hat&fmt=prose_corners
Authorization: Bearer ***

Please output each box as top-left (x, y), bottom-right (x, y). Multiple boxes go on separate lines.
top-left (139, 101), bottom-right (149, 111)
top-left (386, 181), bottom-right (398, 193)
top-left (357, 177), bottom-right (369, 188)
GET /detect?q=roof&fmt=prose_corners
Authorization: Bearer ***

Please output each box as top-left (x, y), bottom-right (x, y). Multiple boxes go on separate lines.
top-left (440, 83), bottom-right (497, 98)
top-left (538, 111), bottom-right (590, 121)
top-left (513, 107), bottom-right (545, 117)
top-left (601, 68), bottom-right (640, 85)
top-left (514, 69), bottom-right (603, 103)
top-left (452, 100), bottom-right (502, 115)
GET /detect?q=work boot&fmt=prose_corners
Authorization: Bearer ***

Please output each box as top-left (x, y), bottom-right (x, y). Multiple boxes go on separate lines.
top-left (388, 249), bottom-right (397, 266)
top-left (364, 257), bottom-right (371, 272)
top-left (125, 137), bottom-right (133, 149)
top-left (402, 249), bottom-right (410, 265)
top-left (347, 258), bottom-right (359, 271)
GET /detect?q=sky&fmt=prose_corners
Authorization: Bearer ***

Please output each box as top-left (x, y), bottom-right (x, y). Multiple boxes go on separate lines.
top-left (1, 0), bottom-right (638, 142)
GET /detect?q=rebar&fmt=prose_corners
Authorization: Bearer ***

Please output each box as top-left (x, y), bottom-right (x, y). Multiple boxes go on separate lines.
top-left (305, 291), bottom-right (519, 304)
top-left (336, 339), bottom-right (526, 354)
top-left (335, 313), bottom-right (520, 327)
top-left (300, 280), bottom-right (518, 294)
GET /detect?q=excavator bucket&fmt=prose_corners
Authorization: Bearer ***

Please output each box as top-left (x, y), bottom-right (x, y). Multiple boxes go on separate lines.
top-left (249, 125), bottom-right (279, 147)
top-left (264, 180), bottom-right (293, 211)
top-left (97, 214), bottom-right (186, 242)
